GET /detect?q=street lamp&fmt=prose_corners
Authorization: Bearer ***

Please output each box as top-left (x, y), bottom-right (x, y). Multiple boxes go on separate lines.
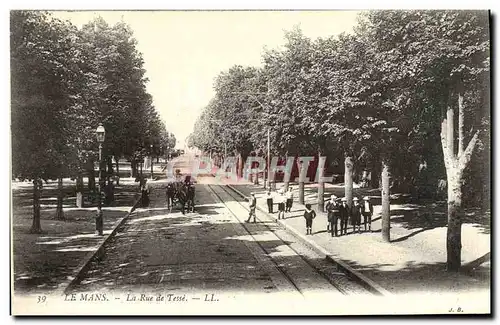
top-left (95, 123), bottom-right (106, 236)
top-left (150, 143), bottom-right (154, 180)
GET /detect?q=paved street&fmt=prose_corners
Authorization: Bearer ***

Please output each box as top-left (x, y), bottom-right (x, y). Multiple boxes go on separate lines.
top-left (69, 164), bottom-right (364, 298)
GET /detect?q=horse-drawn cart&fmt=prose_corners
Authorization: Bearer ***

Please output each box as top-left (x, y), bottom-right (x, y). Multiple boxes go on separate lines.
top-left (165, 175), bottom-right (195, 214)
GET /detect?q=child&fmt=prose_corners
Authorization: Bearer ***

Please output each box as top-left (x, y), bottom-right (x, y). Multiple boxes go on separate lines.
top-left (266, 190), bottom-right (274, 213)
top-left (303, 204), bottom-right (316, 235)
top-left (285, 187), bottom-right (294, 212)
top-left (277, 189), bottom-right (286, 220)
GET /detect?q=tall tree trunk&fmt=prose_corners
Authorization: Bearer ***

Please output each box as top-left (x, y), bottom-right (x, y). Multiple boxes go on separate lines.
top-left (76, 174), bottom-right (84, 208)
top-left (446, 174), bottom-right (462, 271)
top-left (56, 176), bottom-right (65, 220)
top-left (139, 158), bottom-right (143, 180)
top-left (236, 152), bottom-right (243, 179)
top-left (370, 165), bottom-right (380, 188)
top-left (361, 170), bottom-right (370, 188)
top-left (381, 158), bottom-right (391, 242)
top-left (440, 91), bottom-right (479, 272)
top-left (298, 181), bottom-right (305, 205)
top-left (344, 155), bottom-right (354, 209)
top-left (115, 156), bottom-right (120, 185)
top-left (283, 153), bottom-right (289, 192)
top-left (318, 151), bottom-right (325, 213)
top-left (131, 159), bottom-right (137, 178)
top-left (241, 153), bottom-right (248, 180)
top-left (30, 179), bottom-right (42, 233)
top-left (87, 159), bottom-right (96, 196)
top-left (106, 156), bottom-right (113, 186)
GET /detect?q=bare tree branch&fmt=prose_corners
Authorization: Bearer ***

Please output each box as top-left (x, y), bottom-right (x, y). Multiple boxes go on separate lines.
top-left (458, 130), bottom-right (480, 170)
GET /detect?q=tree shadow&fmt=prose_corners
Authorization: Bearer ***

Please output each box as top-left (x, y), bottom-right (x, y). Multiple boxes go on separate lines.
top-left (339, 259), bottom-right (490, 294)
top-left (66, 197), bottom-right (354, 295)
top-left (389, 204), bottom-right (490, 235)
top-left (390, 227), bottom-right (432, 243)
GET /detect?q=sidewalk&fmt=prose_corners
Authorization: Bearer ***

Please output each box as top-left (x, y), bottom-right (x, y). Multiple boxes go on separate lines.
top-left (218, 177), bottom-right (491, 297)
top-left (12, 180), bottom-right (141, 294)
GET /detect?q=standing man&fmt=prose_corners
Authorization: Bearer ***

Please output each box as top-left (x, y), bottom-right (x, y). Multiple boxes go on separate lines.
top-left (351, 197), bottom-right (362, 234)
top-left (266, 190), bottom-right (274, 213)
top-left (339, 197), bottom-right (350, 236)
top-left (285, 187), bottom-right (294, 212)
top-left (141, 179), bottom-right (150, 208)
top-left (325, 195), bottom-right (338, 236)
top-left (246, 192), bottom-right (257, 223)
top-left (361, 196), bottom-right (374, 232)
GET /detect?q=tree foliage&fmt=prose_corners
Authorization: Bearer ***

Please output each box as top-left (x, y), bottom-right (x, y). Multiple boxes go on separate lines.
top-left (11, 11), bottom-right (173, 230)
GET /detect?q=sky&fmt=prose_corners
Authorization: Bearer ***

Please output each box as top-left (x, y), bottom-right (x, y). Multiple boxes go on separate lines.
top-left (52, 10), bottom-right (361, 149)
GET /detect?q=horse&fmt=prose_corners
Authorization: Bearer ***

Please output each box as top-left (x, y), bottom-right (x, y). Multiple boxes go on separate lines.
top-left (174, 181), bottom-right (189, 214)
top-left (165, 181), bottom-right (176, 212)
top-left (186, 184), bottom-right (195, 213)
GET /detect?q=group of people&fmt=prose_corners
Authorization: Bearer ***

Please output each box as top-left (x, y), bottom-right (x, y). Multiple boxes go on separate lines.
top-left (324, 195), bottom-right (373, 237)
top-left (265, 187), bottom-right (294, 219)
top-left (245, 186), bottom-right (374, 237)
top-left (302, 195), bottom-right (373, 236)
top-left (246, 187), bottom-right (294, 223)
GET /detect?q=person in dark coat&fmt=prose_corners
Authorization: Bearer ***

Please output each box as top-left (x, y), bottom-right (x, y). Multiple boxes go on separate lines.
top-left (339, 197), bottom-right (350, 236)
top-left (303, 204), bottom-right (316, 235)
top-left (141, 179), bottom-right (150, 208)
top-left (351, 197), bottom-right (362, 234)
top-left (361, 196), bottom-right (374, 232)
top-left (285, 187), bottom-right (294, 212)
top-left (325, 195), bottom-right (340, 236)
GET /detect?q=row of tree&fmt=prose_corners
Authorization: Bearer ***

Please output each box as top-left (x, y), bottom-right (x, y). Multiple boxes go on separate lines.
top-left (11, 11), bottom-right (176, 232)
top-left (188, 10), bottom-right (490, 271)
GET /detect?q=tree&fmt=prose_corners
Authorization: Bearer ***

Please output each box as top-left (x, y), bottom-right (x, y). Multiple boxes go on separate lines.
top-left (361, 10), bottom-right (489, 265)
top-left (11, 11), bottom-right (81, 231)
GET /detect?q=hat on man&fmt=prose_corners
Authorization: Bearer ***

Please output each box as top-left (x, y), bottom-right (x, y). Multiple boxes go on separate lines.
top-left (250, 192), bottom-right (255, 196)
top-left (341, 197), bottom-right (347, 202)
top-left (330, 195), bottom-right (337, 200)
top-left (363, 196), bottom-right (370, 201)
top-left (353, 197), bottom-right (359, 201)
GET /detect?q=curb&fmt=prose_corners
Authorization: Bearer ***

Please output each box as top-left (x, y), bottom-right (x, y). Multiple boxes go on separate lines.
top-left (57, 193), bottom-right (143, 296)
top-left (224, 181), bottom-right (392, 297)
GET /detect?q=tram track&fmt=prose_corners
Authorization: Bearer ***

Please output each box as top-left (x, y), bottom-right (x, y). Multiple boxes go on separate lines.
top-left (206, 183), bottom-right (369, 296)
top-left (63, 178), bottom-right (369, 297)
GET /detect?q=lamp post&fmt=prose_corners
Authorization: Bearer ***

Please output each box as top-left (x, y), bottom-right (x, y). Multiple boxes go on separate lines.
top-left (95, 123), bottom-right (106, 236)
top-left (140, 151), bottom-right (143, 181)
top-left (150, 144), bottom-right (154, 180)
